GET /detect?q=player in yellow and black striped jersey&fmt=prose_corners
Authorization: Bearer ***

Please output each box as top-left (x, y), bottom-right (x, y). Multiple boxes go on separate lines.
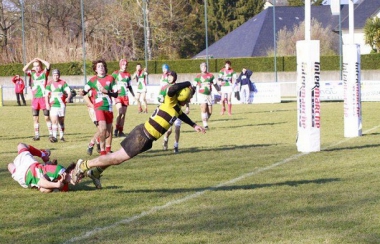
top-left (72, 81), bottom-right (206, 188)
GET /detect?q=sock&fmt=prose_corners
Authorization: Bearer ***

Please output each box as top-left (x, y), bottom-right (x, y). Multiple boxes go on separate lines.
top-left (174, 142), bottom-right (179, 148)
top-left (59, 123), bottom-right (64, 138)
top-left (92, 167), bottom-right (104, 177)
top-left (100, 151), bottom-right (107, 156)
top-left (106, 146), bottom-right (111, 152)
top-left (34, 123), bottom-right (39, 137)
top-left (28, 145), bottom-right (42, 157)
top-left (202, 113), bottom-right (208, 127)
top-left (52, 124), bottom-right (58, 138)
top-left (119, 126), bottom-right (123, 133)
top-left (88, 141), bottom-right (94, 148)
top-left (80, 160), bottom-right (90, 171)
top-left (47, 121), bottom-right (52, 136)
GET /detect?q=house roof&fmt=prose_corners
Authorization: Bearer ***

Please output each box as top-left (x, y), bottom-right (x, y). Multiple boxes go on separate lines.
top-left (193, 0), bottom-right (380, 58)
top-left (339, 0), bottom-right (380, 30)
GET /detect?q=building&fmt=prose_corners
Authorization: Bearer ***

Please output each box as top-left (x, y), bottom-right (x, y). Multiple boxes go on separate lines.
top-left (193, 0), bottom-right (380, 59)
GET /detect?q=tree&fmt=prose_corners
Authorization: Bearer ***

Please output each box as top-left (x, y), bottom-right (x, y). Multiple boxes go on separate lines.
top-left (0, 0), bottom-right (21, 62)
top-left (288, 0), bottom-right (324, 6)
top-left (267, 18), bottom-right (339, 56)
top-left (364, 17), bottom-right (380, 53)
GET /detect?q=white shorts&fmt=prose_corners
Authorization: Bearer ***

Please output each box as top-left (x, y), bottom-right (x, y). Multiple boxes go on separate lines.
top-left (88, 107), bottom-right (96, 122)
top-left (137, 88), bottom-right (147, 93)
top-left (11, 151), bottom-right (37, 188)
top-left (221, 86), bottom-right (233, 94)
top-left (197, 93), bottom-right (213, 106)
top-left (174, 118), bottom-right (181, 127)
top-left (50, 107), bottom-right (66, 117)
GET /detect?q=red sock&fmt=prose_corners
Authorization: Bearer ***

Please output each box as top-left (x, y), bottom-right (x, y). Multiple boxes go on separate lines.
top-left (106, 146), bottom-right (111, 152)
top-left (27, 145), bottom-right (42, 157)
top-left (100, 151), bottom-right (107, 156)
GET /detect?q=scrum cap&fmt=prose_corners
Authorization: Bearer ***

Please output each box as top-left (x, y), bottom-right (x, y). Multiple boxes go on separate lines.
top-left (52, 69), bottom-right (60, 76)
top-left (162, 64), bottom-right (169, 71)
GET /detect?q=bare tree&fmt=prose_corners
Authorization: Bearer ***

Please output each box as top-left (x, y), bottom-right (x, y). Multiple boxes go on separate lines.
top-left (267, 19), bottom-right (339, 56)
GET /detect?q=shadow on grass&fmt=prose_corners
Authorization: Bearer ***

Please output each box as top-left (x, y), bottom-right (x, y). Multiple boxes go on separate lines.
top-left (139, 143), bottom-right (274, 158)
top-left (324, 143), bottom-right (380, 151)
top-left (117, 178), bottom-right (340, 194)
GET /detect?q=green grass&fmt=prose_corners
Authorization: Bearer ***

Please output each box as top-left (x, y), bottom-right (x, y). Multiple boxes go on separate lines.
top-left (1, 101), bottom-right (380, 244)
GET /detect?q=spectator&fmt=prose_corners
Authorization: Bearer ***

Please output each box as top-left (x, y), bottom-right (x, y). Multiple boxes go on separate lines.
top-left (236, 68), bottom-right (254, 104)
top-left (12, 74), bottom-right (26, 106)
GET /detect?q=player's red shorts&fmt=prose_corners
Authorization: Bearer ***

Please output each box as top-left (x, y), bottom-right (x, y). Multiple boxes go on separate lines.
top-left (115, 96), bottom-right (129, 106)
top-left (32, 97), bottom-right (47, 110)
top-left (95, 110), bottom-right (114, 124)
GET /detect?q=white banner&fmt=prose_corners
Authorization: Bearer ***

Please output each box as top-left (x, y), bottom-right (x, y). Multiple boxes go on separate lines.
top-left (343, 44), bottom-right (362, 137)
top-left (296, 40), bottom-right (321, 152)
top-left (130, 82), bottom-right (281, 105)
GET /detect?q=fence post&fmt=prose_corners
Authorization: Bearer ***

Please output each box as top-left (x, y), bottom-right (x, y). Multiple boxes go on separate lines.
top-left (0, 85), bottom-right (3, 106)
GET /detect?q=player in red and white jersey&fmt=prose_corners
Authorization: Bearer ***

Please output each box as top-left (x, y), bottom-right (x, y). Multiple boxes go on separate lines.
top-left (82, 59), bottom-right (117, 156)
top-left (132, 63), bottom-right (149, 113)
top-left (218, 60), bottom-right (237, 115)
top-left (112, 59), bottom-right (135, 137)
top-left (45, 69), bottom-right (72, 142)
top-left (193, 62), bottom-right (220, 129)
top-left (23, 58), bottom-right (53, 141)
top-left (8, 143), bottom-right (76, 193)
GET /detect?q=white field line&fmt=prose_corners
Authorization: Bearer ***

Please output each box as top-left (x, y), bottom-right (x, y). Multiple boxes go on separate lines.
top-left (64, 125), bottom-right (380, 243)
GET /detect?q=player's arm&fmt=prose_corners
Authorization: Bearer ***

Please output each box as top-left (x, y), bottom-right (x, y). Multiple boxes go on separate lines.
top-left (36, 58), bottom-right (51, 70)
top-left (38, 176), bottom-right (63, 192)
top-left (167, 81), bottom-right (192, 97)
top-left (128, 84), bottom-right (135, 97)
top-left (22, 59), bottom-right (35, 73)
top-left (178, 113), bottom-right (206, 134)
top-left (45, 86), bottom-right (51, 109)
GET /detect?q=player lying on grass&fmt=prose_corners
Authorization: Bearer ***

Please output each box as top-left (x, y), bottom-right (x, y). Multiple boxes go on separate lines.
top-left (8, 143), bottom-right (76, 193)
top-left (72, 81), bottom-right (206, 189)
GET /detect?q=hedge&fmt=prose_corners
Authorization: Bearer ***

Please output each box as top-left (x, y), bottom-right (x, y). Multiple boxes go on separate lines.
top-left (1, 53), bottom-right (380, 76)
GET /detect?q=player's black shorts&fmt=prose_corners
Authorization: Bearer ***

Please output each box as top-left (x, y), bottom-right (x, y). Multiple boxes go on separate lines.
top-left (120, 124), bottom-right (153, 158)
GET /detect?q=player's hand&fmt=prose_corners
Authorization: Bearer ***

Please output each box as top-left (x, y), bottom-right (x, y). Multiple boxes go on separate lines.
top-left (79, 89), bottom-right (85, 96)
top-left (194, 125), bottom-right (206, 134)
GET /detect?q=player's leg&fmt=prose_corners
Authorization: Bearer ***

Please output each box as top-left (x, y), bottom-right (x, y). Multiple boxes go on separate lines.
top-left (162, 126), bottom-right (173, 150)
top-left (49, 109), bottom-right (59, 143)
top-left (227, 91), bottom-right (233, 115)
top-left (114, 102), bottom-right (122, 137)
top-left (135, 92), bottom-right (142, 113)
top-left (173, 119), bottom-right (182, 153)
top-left (118, 105), bottom-right (127, 137)
top-left (141, 92), bottom-right (148, 113)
